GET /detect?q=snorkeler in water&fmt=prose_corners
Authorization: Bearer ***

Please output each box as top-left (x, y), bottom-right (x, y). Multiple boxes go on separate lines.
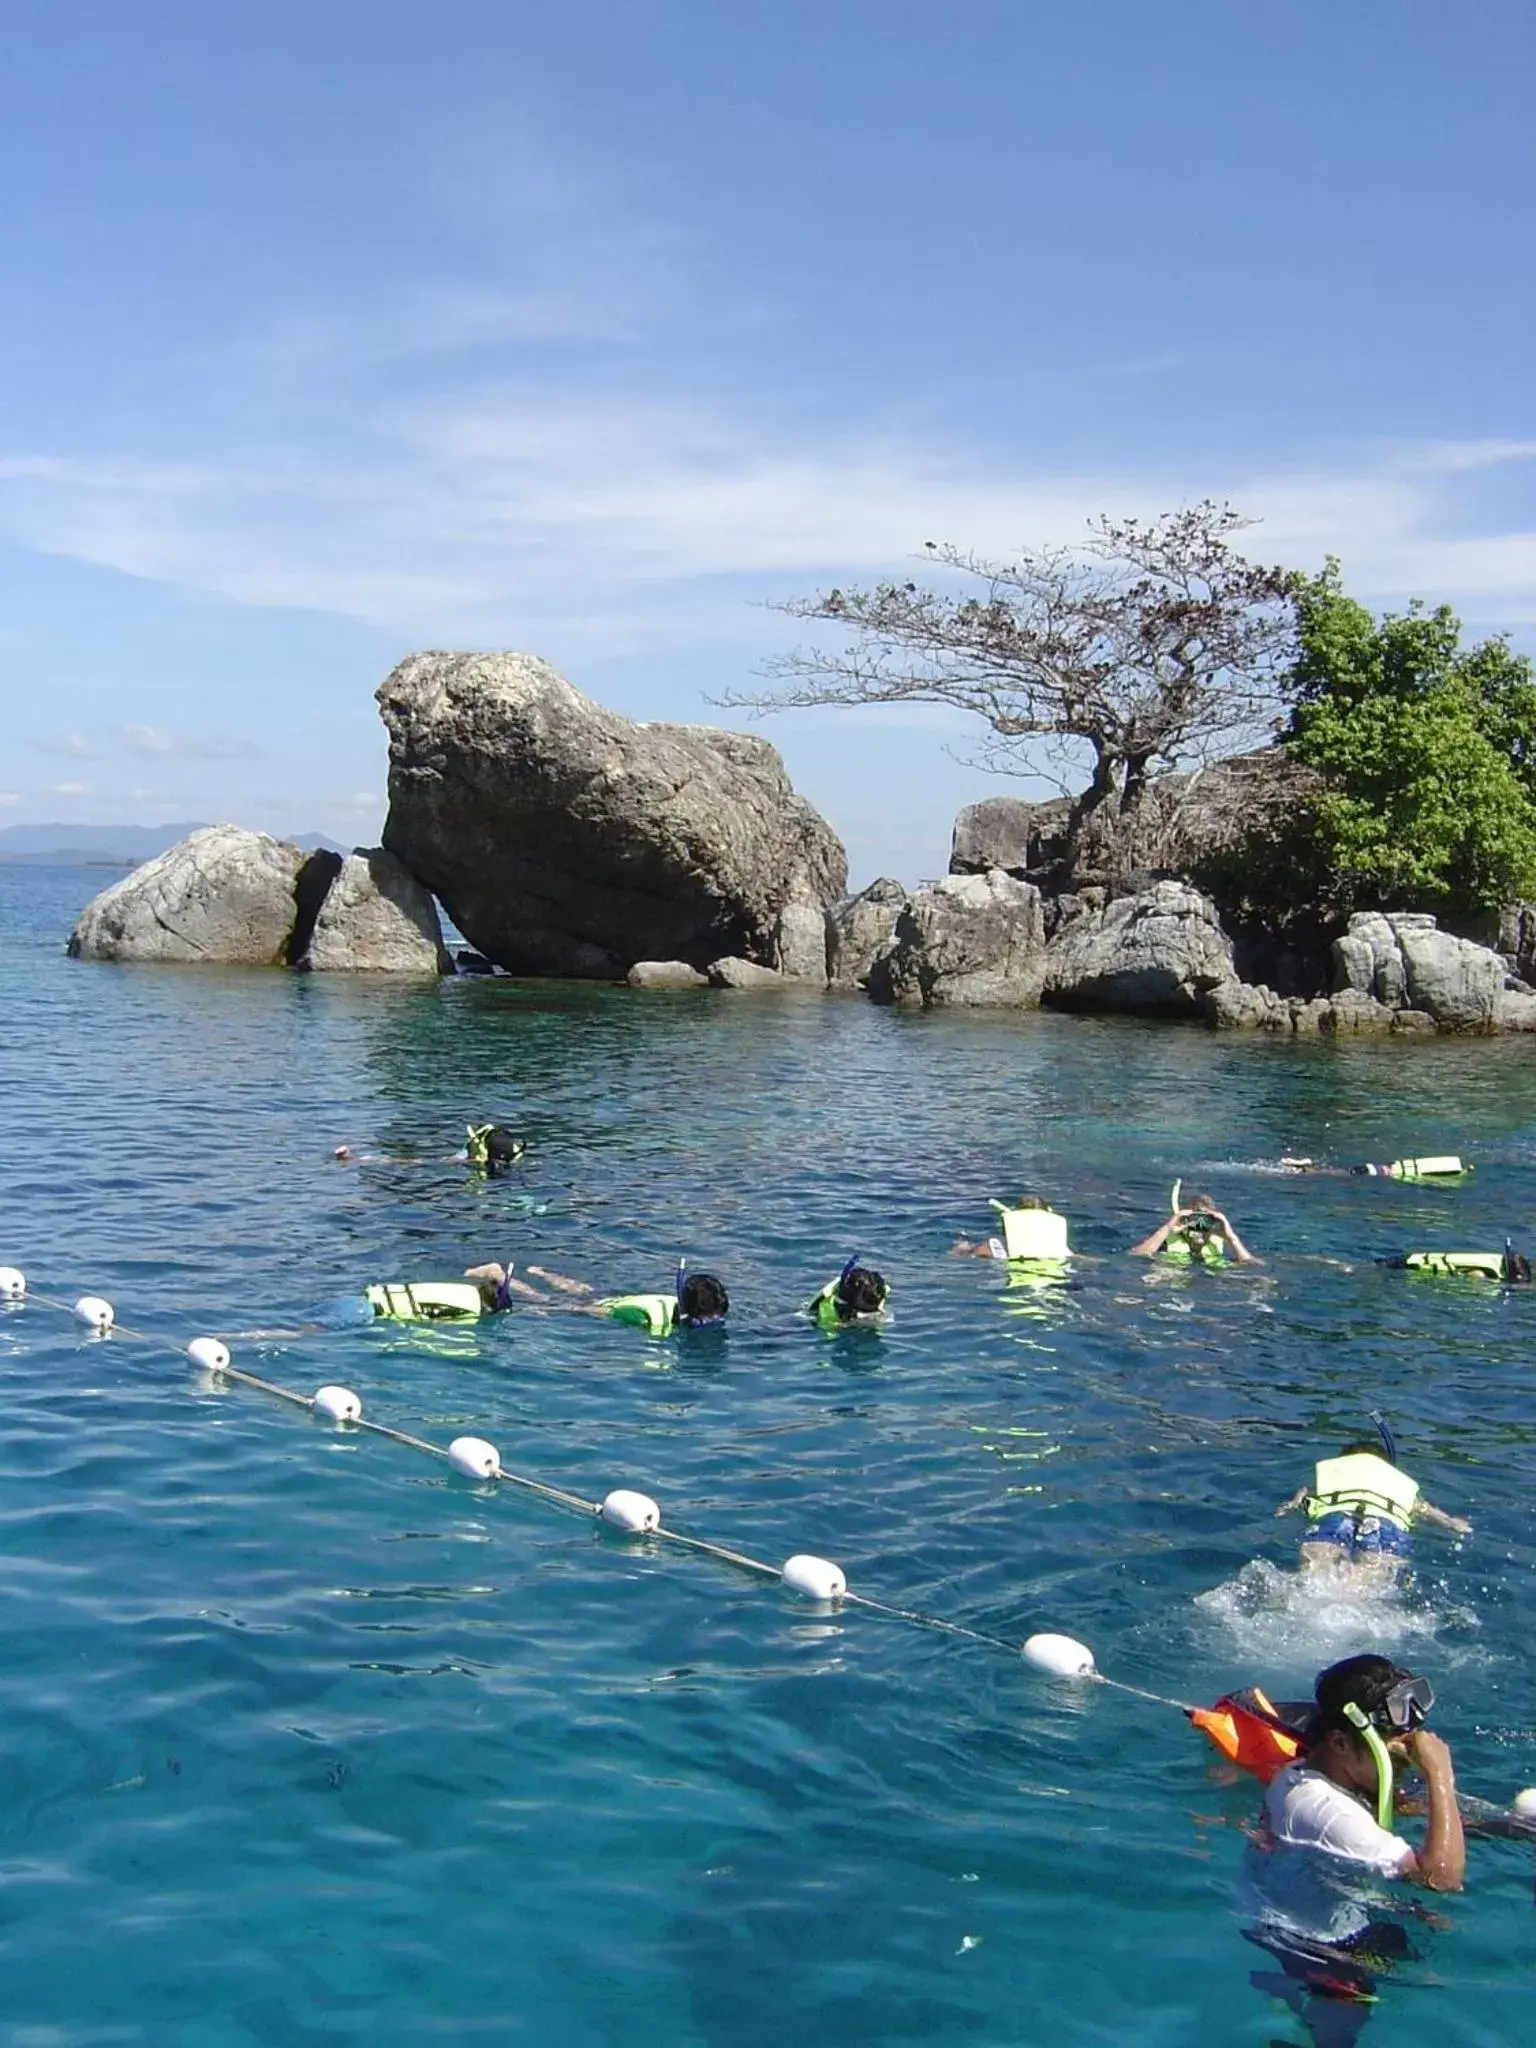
top-left (332, 1123), bottom-right (528, 1171)
top-left (1376, 1242), bottom-right (1531, 1283)
top-left (1274, 1417), bottom-right (1471, 1584)
top-left (1280, 1155), bottom-right (1469, 1182)
top-left (1131, 1191), bottom-right (1260, 1266)
top-left (507, 1259), bottom-right (730, 1338)
top-left (808, 1258), bottom-right (889, 1328)
top-left (952, 1195), bottom-right (1073, 1264)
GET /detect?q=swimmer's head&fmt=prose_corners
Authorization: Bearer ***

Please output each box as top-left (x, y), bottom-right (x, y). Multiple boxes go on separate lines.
top-left (333, 1145), bottom-right (353, 1162)
top-left (677, 1272), bottom-right (729, 1327)
top-left (1503, 1249), bottom-right (1532, 1285)
top-left (835, 1263), bottom-right (889, 1319)
top-left (467, 1124), bottom-right (525, 1170)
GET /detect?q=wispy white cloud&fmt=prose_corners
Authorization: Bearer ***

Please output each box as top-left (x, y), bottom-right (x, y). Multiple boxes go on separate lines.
top-left (33, 724), bottom-right (263, 761)
top-left (1, 401), bottom-right (1533, 653)
top-left (52, 781), bottom-right (91, 797)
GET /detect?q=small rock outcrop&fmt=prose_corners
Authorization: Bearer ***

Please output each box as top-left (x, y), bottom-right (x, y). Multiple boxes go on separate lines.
top-left (299, 849), bottom-right (451, 973)
top-left (707, 957), bottom-right (785, 990)
top-left (867, 870), bottom-right (1046, 1008)
top-left (67, 826), bottom-right (307, 964)
top-left (627, 960), bottom-right (709, 989)
top-left (68, 827), bottom-right (451, 974)
top-left (377, 652), bottom-right (846, 977)
top-left (829, 878), bottom-right (909, 988)
top-left (1332, 912), bottom-right (1505, 1030)
top-left (773, 893), bottom-right (831, 983)
top-left (1044, 882), bottom-right (1234, 1015)
top-left (949, 798), bottom-right (1044, 879)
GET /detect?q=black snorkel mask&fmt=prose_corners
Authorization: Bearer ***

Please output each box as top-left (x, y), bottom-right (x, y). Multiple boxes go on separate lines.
top-left (1341, 1674), bottom-right (1435, 1828)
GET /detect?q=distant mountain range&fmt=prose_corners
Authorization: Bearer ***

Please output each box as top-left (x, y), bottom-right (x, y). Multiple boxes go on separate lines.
top-left (0, 823), bottom-right (348, 866)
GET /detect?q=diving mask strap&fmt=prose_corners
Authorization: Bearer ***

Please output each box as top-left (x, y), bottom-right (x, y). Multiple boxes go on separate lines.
top-left (1342, 1702), bottom-right (1395, 1830)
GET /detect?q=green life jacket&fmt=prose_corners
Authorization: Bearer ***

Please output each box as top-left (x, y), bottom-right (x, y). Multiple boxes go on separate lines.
top-left (1160, 1231), bottom-right (1226, 1266)
top-left (989, 1201), bottom-right (1072, 1263)
top-left (1403, 1250), bottom-right (1504, 1279)
top-left (1306, 1451), bottom-right (1420, 1531)
top-left (364, 1281), bottom-right (487, 1322)
top-left (1372, 1155), bottom-right (1467, 1182)
top-left (600, 1292), bottom-right (678, 1337)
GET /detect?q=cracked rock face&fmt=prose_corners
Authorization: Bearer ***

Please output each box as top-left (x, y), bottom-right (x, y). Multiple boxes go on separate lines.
top-left (66, 826), bottom-right (307, 964)
top-left (66, 828), bottom-right (451, 973)
top-left (376, 651), bottom-right (847, 977)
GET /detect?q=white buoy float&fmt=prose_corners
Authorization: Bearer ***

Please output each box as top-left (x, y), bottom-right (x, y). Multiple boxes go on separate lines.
top-left (0, 1267), bottom-right (25, 1301)
top-left (187, 1337), bottom-right (230, 1372)
top-left (782, 1553), bottom-right (847, 1601)
top-left (74, 1295), bottom-right (114, 1332)
top-left (1513, 1788), bottom-right (1536, 1819)
top-left (313, 1385), bottom-right (362, 1424)
top-left (1022, 1632), bottom-right (1098, 1677)
top-left (447, 1435), bottom-right (501, 1481)
top-left (601, 1488), bottom-right (661, 1533)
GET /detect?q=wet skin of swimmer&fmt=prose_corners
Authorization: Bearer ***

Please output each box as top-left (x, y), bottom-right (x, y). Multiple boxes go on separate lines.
top-left (1130, 1192), bottom-right (1260, 1265)
top-left (1274, 1418), bottom-right (1471, 1582)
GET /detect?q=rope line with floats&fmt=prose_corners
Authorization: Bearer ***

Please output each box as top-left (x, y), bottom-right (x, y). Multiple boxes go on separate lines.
top-left (4, 1263), bottom-right (1535, 1830)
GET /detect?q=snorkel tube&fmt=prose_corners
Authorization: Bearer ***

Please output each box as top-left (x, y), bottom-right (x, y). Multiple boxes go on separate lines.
top-left (1371, 1409), bottom-right (1399, 1467)
top-left (1342, 1702), bottom-right (1397, 1830)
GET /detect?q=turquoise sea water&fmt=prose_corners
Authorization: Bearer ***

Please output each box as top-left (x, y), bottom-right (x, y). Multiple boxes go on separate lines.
top-left (3, 863), bottom-right (1535, 2046)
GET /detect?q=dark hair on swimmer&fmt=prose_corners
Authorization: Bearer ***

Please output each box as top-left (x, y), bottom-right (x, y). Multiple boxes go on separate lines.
top-left (1185, 1192), bottom-right (1218, 1214)
top-left (1503, 1251), bottom-right (1532, 1284)
top-left (1313, 1653), bottom-right (1413, 1739)
top-left (837, 1265), bottom-right (888, 1318)
top-left (483, 1127), bottom-right (526, 1169)
top-left (1342, 1439), bottom-right (1393, 1460)
top-left (678, 1272), bottom-right (729, 1324)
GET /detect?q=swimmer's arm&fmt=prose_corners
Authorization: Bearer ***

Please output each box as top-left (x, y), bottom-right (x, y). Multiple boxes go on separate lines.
top-left (1417, 1498), bottom-right (1473, 1537)
top-left (1212, 1212), bottom-right (1261, 1264)
top-left (1274, 1486), bottom-right (1308, 1518)
top-left (1397, 1731), bottom-right (1465, 1891)
top-left (525, 1265), bottom-right (594, 1296)
top-left (1130, 1218), bottom-right (1180, 1257)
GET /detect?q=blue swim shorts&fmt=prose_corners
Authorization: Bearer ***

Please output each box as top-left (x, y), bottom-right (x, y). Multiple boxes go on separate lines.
top-left (1305, 1512), bottom-right (1411, 1559)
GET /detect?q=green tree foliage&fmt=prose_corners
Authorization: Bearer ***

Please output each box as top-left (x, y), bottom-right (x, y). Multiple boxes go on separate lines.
top-left (1281, 568), bottom-right (1536, 918)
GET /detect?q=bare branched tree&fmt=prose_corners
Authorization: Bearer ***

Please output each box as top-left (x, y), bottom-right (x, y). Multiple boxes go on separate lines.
top-left (720, 503), bottom-right (1298, 868)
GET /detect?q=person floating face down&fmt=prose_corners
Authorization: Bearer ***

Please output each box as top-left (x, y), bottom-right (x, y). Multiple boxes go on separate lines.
top-left (485, 1258), bottom-right (731, 1336)
top-left (1376, 1241), bottom-right (1532, 1284)
top-left (1274, 1417), bottom-right (1471, 1581)
top-left (1279, 1155), bottom-right (1469, 1182)
top-left (1242, 1654), bottom-right (1464, 2046)
top-left (363, 1264), bottom-right (525, 1321)
top-left (952, 1196), bottom-right (1071, 1265)
top-left (1130, 1191), bottom-right (1260, 1265)
top-left (808, 1257), bottom-right (890, 1329)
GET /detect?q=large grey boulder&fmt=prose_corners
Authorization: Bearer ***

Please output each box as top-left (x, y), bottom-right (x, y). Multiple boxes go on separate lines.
top-left (949, 797), bottom-right (1050, 878)
top-left (627, 960), bottom-right (709, 990)
top-left (1332, 912), bottom-right (1504, 1030)
top-left (300, 848), bottom-right (451, 973)
top-left (67, 825), bottom-right (306, 965)
top-left (707, 956), bottom-right (785, 990)
top-left (829, 878), bottom-right (909, 988)
top-left (377, 652), bottom-right (846, 977)
top-left (867, 870), bottom-right (1046, 1008)
top-left (1044, 881), bottom-right (1235, 1015)
top-left (773, 893), bottom-right (831, 983)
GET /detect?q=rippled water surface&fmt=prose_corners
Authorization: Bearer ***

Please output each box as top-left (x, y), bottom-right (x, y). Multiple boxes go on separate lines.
top-left (4, 864), bottom-right (1536, 2045)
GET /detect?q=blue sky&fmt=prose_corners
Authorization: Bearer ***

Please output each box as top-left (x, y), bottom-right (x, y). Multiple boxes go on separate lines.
top-left (1, 0), bottom-right (1532, 883)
